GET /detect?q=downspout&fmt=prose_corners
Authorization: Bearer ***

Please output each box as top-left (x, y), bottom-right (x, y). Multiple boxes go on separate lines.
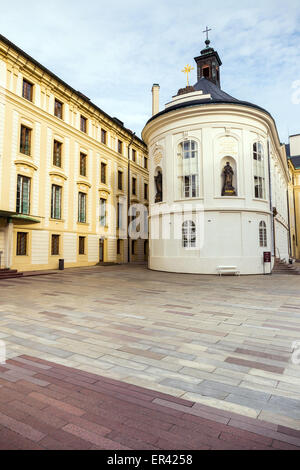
top-left (127, 132), bottom-right (135, 263)
top-left (267, 138), bottom-right (275, 260)
top-left (286, 188), bottom-right (292, 259)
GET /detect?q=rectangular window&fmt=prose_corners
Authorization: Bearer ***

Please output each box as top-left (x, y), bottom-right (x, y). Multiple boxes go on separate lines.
top-left (117, 202), bottom-right (123, 229)
top-left (17, 232), bottom-right (27, 256)
top-left (131, 206), bottom-right (137, 232)
top-left (144, 183), bottom-right (148, 200)
top-left (132, 240), bottom-right (136, 255)
top-left (20, 125), bottom-right (31, 156)
top-left (101, 129), bottom-right (107, 144)
top-left (53, 140), bottom-right (62, 167)
top-left (54, 99), bottom-right (63, 119)
top-left (118, 171), bottom-right (123, 190)
top-left (132, 149), bottom-right (136, 162)
top-left (80, 115), bottom-right (87, 133)
top-left (118, 140), bottom-right (123, 154)
top-left (78, 192), bottom-right (86, 223)
top-left (16, 175), bottom-right (31, 214)
top-left (144, 240), bottom-right (148, 255)
top-left (79, 236), bottom-right (85, 255)
top-left (253, 146), bottom-right (265, 199)
top-left (51, 185), bottom-right (62, 220)
top-left (100, 198), bottom-right (106, 226)
top-left (51, 234), bottom-right (60, 255)
top-left (132, 177), bottom-right (136, 195)
top-left (101, 162), bottom-right (107, 184)
top-left (80, 153), bottom-right (87, 176)
top-left (22, 79), bottom-right (33, 101)
top-left (184, 175), bottom-right (197, 198)
top-left (144, 157), bottom-right (148, 169)
top-left (254, 176), bottom-right (265, 199)
top-left (117, 239), bottom-right (121, 255)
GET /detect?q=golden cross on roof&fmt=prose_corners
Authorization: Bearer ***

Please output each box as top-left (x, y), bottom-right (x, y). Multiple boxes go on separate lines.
top-left (181, 64), bottom-right (194, 87)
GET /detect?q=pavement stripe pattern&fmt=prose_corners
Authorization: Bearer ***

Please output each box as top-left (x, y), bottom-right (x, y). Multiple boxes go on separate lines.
top-left (0, 355), bottom-right (299, 450)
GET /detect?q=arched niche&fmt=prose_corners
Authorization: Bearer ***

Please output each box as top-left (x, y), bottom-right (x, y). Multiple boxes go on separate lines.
top-left (220, 156), bottom-right (238, 197)
top-left (154, 166), bottom-right (163, 203)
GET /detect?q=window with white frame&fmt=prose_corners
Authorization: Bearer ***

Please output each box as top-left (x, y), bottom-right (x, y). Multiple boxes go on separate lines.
top-left (253, 142), bottom-right (266, 199)
top-left (78, 192), bottom-right (86, 223)
top-left (16, 175), bottom-right (31, 214)
top-left (100, 198), bottom-right (107, 226)
top-left (182, 220), bottom-right (196, 248)
top-left (51, 185), bottom-right (62, 219)
top-left (178, 140), bottom-right (199, 199)
top-left (259, 221), bottom-right (267, 247)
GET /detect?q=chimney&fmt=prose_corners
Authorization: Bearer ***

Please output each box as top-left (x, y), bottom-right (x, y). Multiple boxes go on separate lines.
top-left (152, 84), bottom-right (160, 116)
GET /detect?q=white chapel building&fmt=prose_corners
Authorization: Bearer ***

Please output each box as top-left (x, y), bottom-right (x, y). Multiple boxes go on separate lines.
top-left (142, 38), bottom-right (290, 275)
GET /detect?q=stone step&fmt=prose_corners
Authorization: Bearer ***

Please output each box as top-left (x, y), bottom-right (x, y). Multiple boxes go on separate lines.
top-left (0, 269), bottom-right (23, 279)
top-left (273, 260), bottom-right (300, 275)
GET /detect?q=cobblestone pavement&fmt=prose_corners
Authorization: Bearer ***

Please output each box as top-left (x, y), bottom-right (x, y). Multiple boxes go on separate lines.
top-left (0, 265), bottom-right (299, 446)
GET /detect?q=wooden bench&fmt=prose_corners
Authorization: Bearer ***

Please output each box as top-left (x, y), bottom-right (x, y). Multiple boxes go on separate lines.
top-left (217, 266), bottom-right (240, 276)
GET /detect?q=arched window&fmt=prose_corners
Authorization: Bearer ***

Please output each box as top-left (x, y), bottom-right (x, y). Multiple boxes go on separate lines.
top-left (259, 221), bottom-right (267, 247)
top-left (253, 142), bottom-right (265, 199)
top-left (178, 140), bottom-right (199, 199)
top-left (182, 220), bottom-right (196, 248)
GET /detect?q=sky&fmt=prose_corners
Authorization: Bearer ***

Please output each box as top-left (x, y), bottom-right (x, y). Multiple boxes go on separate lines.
top-left (1, 0), bottom-right (300, 142)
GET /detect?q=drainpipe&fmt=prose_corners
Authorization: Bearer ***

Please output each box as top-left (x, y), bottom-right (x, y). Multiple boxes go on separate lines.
top-left (127, 132), bottom-right (135, 263)
top-left (267, 139), bottom-right (275, 260)
top-left (286, 188), bottom-right (292, 259)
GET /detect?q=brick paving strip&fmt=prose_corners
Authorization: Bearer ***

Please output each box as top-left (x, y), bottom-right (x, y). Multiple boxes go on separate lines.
top-left (0, 355), bottom-right (299, 450)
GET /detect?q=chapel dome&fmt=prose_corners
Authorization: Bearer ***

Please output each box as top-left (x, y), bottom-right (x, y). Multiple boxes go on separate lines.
top-left (145, 77), bottom-right (272, 126)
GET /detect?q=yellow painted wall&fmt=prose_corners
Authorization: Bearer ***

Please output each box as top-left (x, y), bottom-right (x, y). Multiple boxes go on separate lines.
top-left (0, 37), bottom-right (148, 271)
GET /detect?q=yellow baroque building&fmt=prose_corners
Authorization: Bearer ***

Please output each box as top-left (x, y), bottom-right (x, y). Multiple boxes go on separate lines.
top-left (0, 34), bottom-right (149, 272)
top-left (287, 134), bottom-right (300, 260)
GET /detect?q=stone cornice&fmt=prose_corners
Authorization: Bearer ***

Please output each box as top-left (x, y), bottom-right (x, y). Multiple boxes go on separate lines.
top-left (142, 102), bottom-right (289, 182)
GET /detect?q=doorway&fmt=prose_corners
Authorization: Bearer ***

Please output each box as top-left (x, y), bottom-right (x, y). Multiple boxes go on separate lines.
top-left (99, 238), bottom-right (105, 263)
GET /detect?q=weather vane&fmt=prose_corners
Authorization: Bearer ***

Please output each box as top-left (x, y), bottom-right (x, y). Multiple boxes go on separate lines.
top-left (181, 64), bottom-right (194, 87)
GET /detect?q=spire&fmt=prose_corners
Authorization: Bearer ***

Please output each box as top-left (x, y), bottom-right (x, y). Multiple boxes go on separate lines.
top-left (194, 27), bottom-right (222, 88)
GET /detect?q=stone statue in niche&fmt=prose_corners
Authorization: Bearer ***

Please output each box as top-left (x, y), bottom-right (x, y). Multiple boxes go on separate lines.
top-left (222, 162), bottom-right (237, 196)
top-left (154, 170), bottom-right (163, 203)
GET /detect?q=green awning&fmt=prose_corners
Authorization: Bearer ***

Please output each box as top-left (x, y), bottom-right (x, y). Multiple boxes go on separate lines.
top-left (0, 210), bottom-right (41, 224)
top-left (12, 214), bottom-right (41, 224)
top-left (0, 210), bottom-right (17, 218)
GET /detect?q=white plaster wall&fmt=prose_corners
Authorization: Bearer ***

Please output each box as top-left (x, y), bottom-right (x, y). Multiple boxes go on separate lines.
top-left (44, 127), bottom-right (52, 227)
top-left (31, 230), bottom-right (49, 265)
top-left (64, 138), bottom-right (70, 229)
top-left (0, 60), bottom-right (6, 88)
top-left (143, 103), bottom-right (288, 275)
top-left (0, 101), bottom-right (5, 200)
top-left (290, 135), bottom-right (300, 156)
top-left (275, 221), bottom-right (289, 262)
top-left (0, 231), bottom-right (5, 268)
top-left (107, 237), bottom-right (117, 262)
top-left (9, 110), bottom-right (19, 211)
top-left (63, 232), bottom-right (77, 263)
top-left (88, 235), bottom-right (98, 262)
top-left (32, 122), bottom-right (41, 215)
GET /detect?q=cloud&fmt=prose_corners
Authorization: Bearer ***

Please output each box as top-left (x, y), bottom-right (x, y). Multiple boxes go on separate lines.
top-left (0, 0), bottom-right (300, 140)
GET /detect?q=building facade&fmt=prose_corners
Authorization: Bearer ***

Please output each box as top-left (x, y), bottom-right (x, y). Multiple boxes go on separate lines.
top-left (287, 134), bottom-right (300, 260)
top-left (0, 35), bottom-right (148, 272)
top-left (142, 40), bottom-right (290, 275)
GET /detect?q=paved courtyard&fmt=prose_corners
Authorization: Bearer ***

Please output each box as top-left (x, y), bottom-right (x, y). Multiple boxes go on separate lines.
top-left (0, 265), bottom-right (300, 449)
